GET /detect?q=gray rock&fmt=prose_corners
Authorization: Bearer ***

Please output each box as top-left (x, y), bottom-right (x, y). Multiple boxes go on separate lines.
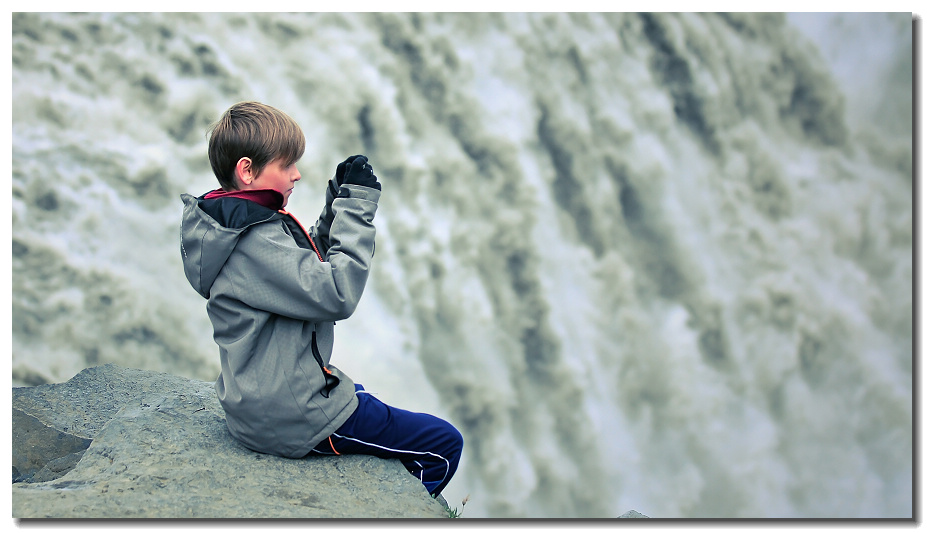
top-left (12, 408), bottom-right (91, 483)
top-left (618, 509), bottom-right (650, 518)
top-left (12, 364), bottom-right (448, 518)
top-left (28, 450), bottom-right (87, 483)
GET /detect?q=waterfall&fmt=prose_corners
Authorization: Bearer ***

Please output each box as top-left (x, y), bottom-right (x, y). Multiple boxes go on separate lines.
top-left (11, 12), bottom-right (912, 518)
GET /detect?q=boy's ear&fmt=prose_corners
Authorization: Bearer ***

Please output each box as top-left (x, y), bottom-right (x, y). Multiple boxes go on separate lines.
top-left (235, 157), bottom-right (254, 187)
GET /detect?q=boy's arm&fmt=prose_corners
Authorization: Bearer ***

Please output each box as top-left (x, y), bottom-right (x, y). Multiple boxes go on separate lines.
top-left (313, 155), bottom-right (364, 256)
top-left (224, 185), bottom-right (380, 322)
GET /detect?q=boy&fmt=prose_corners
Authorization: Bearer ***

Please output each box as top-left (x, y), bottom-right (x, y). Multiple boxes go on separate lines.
top-left (180, 101), bottom-right (462, 497)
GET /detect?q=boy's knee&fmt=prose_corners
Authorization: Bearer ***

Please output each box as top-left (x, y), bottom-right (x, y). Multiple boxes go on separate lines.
top-left (442, 422), bottom-right (464, 459)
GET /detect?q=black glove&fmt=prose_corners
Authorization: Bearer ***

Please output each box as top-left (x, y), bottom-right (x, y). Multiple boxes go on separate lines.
top-left (342, 155), bottom-right (381, 191)
top-left (334, 155), bottom-right (364, 186)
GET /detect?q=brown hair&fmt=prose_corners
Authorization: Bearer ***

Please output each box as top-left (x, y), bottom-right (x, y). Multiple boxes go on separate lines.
top-left (207, 101), bottom-right (306, 190)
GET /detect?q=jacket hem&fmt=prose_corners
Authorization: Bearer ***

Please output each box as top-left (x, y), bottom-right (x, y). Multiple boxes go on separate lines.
top-left (299, 392), bottom-right (360, 457)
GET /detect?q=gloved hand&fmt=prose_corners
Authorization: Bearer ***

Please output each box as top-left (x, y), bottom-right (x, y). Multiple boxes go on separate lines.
top-left (342, 155), bottom-right (381, 191)
top-left (334, 155), bottom-right (363, 186)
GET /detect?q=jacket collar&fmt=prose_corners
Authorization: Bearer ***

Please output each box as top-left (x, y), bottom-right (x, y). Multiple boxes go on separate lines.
top-left (203, 188), bottom-right (285, 212)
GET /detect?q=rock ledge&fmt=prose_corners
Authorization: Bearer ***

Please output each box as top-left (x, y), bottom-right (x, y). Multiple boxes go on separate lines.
top-left (12, 364), bottom-right (448, 518)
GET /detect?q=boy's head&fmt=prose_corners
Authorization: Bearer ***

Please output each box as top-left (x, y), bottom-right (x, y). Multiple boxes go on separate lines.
top-left (207, 101), bottom-right (306, 191)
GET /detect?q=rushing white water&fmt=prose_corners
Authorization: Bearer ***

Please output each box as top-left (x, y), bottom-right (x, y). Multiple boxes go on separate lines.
top-left (11, 13), bottom-right (912, 518)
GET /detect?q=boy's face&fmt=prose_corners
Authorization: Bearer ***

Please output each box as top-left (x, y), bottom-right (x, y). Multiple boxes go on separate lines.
top-left (247, 158), bottom-right (301, 207)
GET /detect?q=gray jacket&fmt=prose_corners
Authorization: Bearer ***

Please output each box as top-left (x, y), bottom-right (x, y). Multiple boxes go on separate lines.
top-left (180, 181), bottom-right (379, 458)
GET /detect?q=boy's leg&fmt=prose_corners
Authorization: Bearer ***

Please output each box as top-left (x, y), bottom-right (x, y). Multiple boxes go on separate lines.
top-left (311, 385), bottom-right (463, 497)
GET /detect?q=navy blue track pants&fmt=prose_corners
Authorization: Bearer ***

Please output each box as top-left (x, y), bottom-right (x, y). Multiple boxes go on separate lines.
top-left (309, 384), bottom-right (463, 496)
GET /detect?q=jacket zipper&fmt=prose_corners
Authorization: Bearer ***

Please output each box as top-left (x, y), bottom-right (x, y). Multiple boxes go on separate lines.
top-left (311, 331), bottom-right (340, 398)
top-left (280, 210), bottom-right (340, 395)
top-left (279, 209), bottom-right (324, 262)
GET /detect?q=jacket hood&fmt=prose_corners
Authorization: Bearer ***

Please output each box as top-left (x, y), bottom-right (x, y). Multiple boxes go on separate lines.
top-left (180, 191), bottom-right (283, 298)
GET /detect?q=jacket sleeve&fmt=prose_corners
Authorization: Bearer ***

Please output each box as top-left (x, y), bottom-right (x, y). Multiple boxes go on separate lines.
top-left (223, 185), bottom-right (379, 322)
top-left (310, 177), bottom-right (340, 257)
